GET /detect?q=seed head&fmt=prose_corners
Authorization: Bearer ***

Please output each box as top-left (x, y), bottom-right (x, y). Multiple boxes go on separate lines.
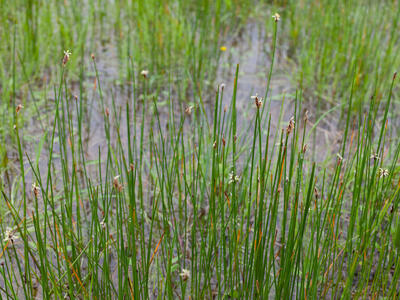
top-left (272, 13), bottom-right (280, 22)
top-left (113, 175), bottom-right (120, 187)
top-left (314, 187), bottom-right (319, 199)
top-left (3, 227), bottom-right (18, 244)
top-left (251, 93), bottom-right (263, 109)
top-left (140, 70), bottom-right (149, 78)
top-left (228, 172), bottom-right (240, 184)
top-left (16, 104), bottom-right (24, 114)
top-left (100, 219), bottom-right (106, 230)
top-left (113, 175), bottom-right (123, 192)
top-left (179, 269), bottom-right (190, 281)
top-left (287, 116), bottom-right (295, 134)
top-left (370, 153), bottom-right (380, 161)
top-left (304, 110), bottom-right (309, 124)
top-left (379, 168), bottom-right (389, 178)
top-left (32, 183), bottom-right (40, 198)
top-left (185, 105), bottom-right (194, 116)
top-left (63, 50), bottom-right (71, 66)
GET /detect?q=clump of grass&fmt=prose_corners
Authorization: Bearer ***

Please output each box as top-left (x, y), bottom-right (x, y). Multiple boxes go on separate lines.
top-left (281, 0), bottom-right (400, 111)
top-left (0, 33), bottom-right (399, 298)
top-left (0, 2), bottom-right (400, 299)
top-left (0, 0), bottom-right (255, 177)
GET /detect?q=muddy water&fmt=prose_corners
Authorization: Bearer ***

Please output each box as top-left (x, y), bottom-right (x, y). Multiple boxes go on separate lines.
top-left (68, 21), bottom-right (343, 169)
top-left (216, 22), bottom-right (343, 164)
top-left (82, 22), bottom-right (296, 162)
top-left (218, 22), bottom-right (292, 118)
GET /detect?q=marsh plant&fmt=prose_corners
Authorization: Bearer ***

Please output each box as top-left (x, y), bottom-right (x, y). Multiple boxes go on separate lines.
top-left (0, 1), bottom-right (400, 299)
top-left (1, 44), bottom-right (400, 299)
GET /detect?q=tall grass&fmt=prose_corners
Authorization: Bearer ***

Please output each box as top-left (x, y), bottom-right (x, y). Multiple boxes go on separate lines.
top-left (1, 32), bottom-right (400, 298)
top-left (281, 0), bottom-right (400, 110)
top-left (2, 0), bottom-right (399, 173)
top-left (0, 0), bottom-right (255, 178)
top-left (0, 1), bottom-right (400, 299)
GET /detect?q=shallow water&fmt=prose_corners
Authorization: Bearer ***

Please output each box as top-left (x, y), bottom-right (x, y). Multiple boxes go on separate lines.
top-left (2, 20), bottom-right (353, 299)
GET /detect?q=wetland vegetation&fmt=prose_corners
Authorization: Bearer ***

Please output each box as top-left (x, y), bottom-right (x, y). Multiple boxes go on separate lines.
top-left (0, 0), bottom-right (400, 299)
